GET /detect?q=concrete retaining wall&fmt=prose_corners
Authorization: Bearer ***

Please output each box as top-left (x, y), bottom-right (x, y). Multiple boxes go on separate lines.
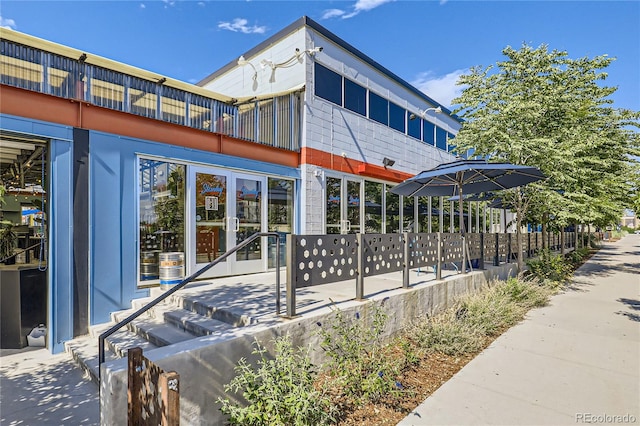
top-left (101, 263), bottom-right (518, 425)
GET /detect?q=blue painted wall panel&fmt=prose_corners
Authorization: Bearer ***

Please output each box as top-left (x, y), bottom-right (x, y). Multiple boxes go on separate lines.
top-left (48, 139), bottom-right (74, 353)
top-left (89, 131), bottom-right (300, 325)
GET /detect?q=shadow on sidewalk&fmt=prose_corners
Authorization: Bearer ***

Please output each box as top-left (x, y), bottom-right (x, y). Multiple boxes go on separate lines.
top-left (616, 297), bottom-right (640, 322)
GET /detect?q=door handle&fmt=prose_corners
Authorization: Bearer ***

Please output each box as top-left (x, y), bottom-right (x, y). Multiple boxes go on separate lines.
top-left (228, 217), bottom-right (240, 232)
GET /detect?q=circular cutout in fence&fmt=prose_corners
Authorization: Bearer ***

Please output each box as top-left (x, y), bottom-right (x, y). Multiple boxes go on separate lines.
top-left (322, 249), bottom-right (327, 256)
top-left (308, 261), bottom-right (314, 269)
top-left (317, 260), bottom-right (323, 268)
top-left (329, 266), bottom-right (335, 274)
top-left (317, 238), bottom-right (323, 246)
top-left (337, 269), bottom-right (343, 276)
top-left (300, 238), bottom-right (307, 247)
top-left (321, 271), bottom-right (327, 279)
top-left (303, 249), bottom-right (310, 258)
top-left (299, 262), bottom-right (305, 270)
top-left (303, 273), bottom-right (309, 281)
top-left (313, 248), bottom-right (318, 256)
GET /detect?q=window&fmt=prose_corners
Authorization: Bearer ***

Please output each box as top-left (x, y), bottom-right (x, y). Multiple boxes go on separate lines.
top-left (407, 113), bottom-right (421, 139)
top-left (422, 120), bottom-right (435, 145)
top-left (344, 78), bottom-right (366, 116)
top-left (385, 186), bottom-right (400, 233)
top-left (364, 181), bottom-right (383, 233)
top-left (268, 178), bottom-right (294, 267)
top-left (389, 102), bottom-right (406, 133)
top-left (138, 159), bottom-right (185, 284)
top-left (369, 92), bottom-right (388, 125)
top-left (314, 63), bottom-right (342, 106)
top-left (436, 127), bottom-right (447, 151)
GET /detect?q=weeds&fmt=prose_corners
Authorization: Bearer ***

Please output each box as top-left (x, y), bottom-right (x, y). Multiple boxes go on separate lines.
top-left (316, 300), bottom-right (404, 405)
top-left (219, 265), bottom-right (584, 423)
top-left (217, 335), bottom-right (336, 426)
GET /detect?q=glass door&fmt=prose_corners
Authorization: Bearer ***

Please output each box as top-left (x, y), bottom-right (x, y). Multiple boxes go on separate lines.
top-left (231, 173), bottom-right (266, 274)
top-left (325, 176), bottom-right (362, 234)
top-left (190, 167), bottom-right (229, 277)
top-left (189, 166), bottom-right (267, 277)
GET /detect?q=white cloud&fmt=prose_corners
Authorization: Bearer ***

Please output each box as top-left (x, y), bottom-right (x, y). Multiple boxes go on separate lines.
top-left (321, 9), bottom-right (345, 20)
top-left (140, 3), bottom-right (146, 9)
top-left (198, 1), bottom-right (205, 6)
top-left (218, 18), bottom-right (266, 34)
top-left (411, 69), bottom-right (468, 108)
top-left (322, 0), bottom-right (393, 20)
top-left (0, 16), bottom-right (17, 29)
top-left (162, 0), bottom-right (175, 8)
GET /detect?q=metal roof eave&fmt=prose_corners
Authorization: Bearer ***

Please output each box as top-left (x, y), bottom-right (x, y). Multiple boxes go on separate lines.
top-left (197, 16), bottom-right (463, 123)
top-left (0, 28), bottom-right (234, 104)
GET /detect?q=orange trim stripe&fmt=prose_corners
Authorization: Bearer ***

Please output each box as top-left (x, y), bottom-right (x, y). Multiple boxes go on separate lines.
top-left (0, 85), bottom-right (299, 168)
top-left (301, 147), bottom-right (412, 183)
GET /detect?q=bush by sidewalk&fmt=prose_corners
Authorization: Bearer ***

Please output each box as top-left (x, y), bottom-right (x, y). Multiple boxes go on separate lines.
top-left (217, 248), bottom-right (593, 425)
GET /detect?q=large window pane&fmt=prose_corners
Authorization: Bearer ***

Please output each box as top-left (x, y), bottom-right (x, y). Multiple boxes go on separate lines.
top-left (422, 120), bottom-right (435, 145)
top-left (385, 186), bottom-right (400, 233)
top-left (389, 102), bottom-right (406, 133)
top-left (436, 126), bottom-right (447, 151)
top-left (403, 196), bottom-right (415, 232)
top-left (407, 113), bottom-right (421, 139)
top-left (268, 178), bottom-right (294, 267)
top-left (364, 181), bottom-right (383, 233)
top-left (139, 159), bottom-right (185, 283)
top-left (369, 92), bottom-right (388, 125)
top-left (346, 180), bottom-right (361, 234)
top-left (314, 63), bottom-right (342, 106)
top-left (326, 177), bottom-right (341, 234)
top-left (344, 78), bottom-right (366, 116)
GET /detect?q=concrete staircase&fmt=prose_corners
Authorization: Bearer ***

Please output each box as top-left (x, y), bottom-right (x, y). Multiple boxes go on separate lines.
top-left (65, 281), bottom-right (267, 384)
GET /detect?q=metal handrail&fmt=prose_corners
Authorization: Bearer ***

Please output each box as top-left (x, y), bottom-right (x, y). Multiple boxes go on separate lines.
top-left (97, 232), bottom-right (281, 382)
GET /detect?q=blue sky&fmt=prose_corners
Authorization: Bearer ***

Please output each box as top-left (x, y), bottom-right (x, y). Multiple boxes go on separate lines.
top-left (1, 1), bottom-right (639, 111)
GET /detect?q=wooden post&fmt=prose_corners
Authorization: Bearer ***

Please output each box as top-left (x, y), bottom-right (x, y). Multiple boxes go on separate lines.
top-left (159, 371), bottom-right (180, 426)
top-left (494, 233), bottom-right (500, 266)
top-left (128, 347), bottom-right (143, 426)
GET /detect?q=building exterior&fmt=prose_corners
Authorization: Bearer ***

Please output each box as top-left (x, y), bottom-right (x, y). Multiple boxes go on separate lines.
top-left (621, 209), bottom-right (638, 229)
top-left (0, 16), bottom-right (460, 352)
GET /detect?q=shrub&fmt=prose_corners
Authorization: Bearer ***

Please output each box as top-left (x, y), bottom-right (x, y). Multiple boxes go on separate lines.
top-left (410, 310), bottom-right (484, 356)
top-left (218, 335), bottom-right (336, 426)
top-left (496, 277), bottom-right (551, 309)
top-left (316, 300), bottom-right (403, 405)
top-left (455, 286), bottom-right (525, 337)
top-left (526, 249), bottom-right (572, 283)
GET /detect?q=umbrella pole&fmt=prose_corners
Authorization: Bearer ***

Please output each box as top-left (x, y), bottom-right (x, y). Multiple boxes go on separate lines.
top-left (458, 184), bottom-right (472, 274)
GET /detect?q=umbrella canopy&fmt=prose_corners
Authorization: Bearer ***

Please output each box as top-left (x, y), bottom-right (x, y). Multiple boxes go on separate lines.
top-left (392, 159), bottom-right (545, 232)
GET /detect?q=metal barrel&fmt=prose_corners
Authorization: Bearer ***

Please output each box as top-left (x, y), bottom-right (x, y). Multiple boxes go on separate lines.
top-left (159, 252), bottom-right (184, 288)
top-left (140, 251), bottom-right (160, 280)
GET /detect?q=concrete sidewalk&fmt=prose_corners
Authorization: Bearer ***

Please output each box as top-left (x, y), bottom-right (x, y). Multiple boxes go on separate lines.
top-left (399, 235), bottom-right (640, 426)
top-left (0, 346), bottom-right (99, 425)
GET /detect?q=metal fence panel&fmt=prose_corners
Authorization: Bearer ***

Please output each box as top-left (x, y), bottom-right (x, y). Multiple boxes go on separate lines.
top-left (362, 233), bottom-right (404, 277)
top-left (441, 233), bottom-right (463, 263)
top-left (406, 232), bottom-right (438, 269)
top-left (291, 234), bottom-right (357, 288)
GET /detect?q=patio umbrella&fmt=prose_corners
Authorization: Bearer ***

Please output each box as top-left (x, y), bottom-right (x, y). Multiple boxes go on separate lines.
top-left (392, 159), bottom-right (545, 233)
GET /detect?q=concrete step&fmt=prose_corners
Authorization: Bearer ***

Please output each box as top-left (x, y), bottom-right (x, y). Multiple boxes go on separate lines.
top-left (65, 329), bottom-right (158, 384)
top-left (111, 310), bottom-right (196, 347)
top-left (163, 308), bottom-right (236, 337)
top-left (172, 292), bottom-right (258, 327)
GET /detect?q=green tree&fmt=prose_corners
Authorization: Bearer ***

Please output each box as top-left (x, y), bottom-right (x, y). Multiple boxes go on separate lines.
top-left (451, 44), bottom-right (639, 269)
